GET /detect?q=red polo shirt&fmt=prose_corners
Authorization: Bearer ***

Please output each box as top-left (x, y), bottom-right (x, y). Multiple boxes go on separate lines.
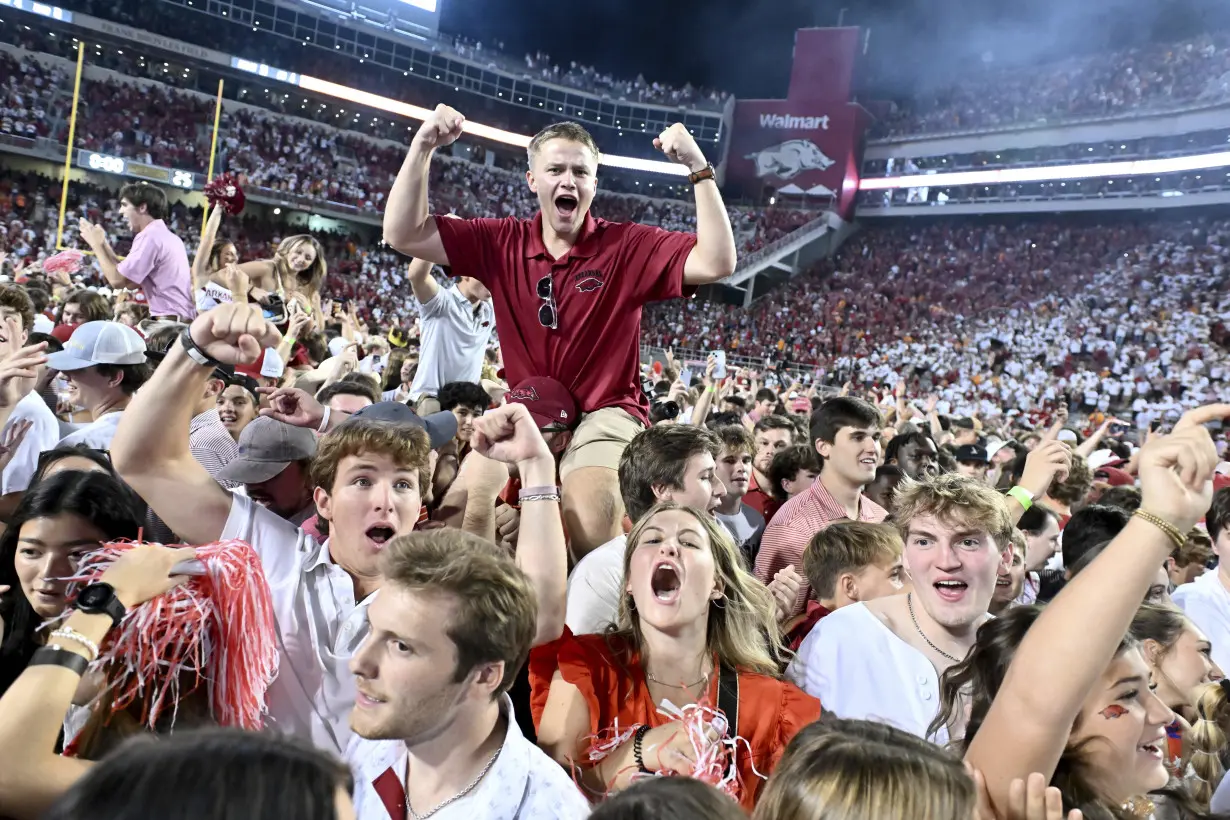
top-left (434, 211), bottom-right (697, 425)
top-left (743, 471), bottom-right (782, 523)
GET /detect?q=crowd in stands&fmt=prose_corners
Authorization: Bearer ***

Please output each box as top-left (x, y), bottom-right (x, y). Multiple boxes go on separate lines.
top-left (53, 0), bottom-right (729, 112)
top-left (645, 217), bottom-right (1230, 427)
top-left (873, 30), bottom-right (1230, 138)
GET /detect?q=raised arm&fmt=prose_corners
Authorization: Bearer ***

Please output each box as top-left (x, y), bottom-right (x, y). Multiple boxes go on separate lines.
top-left (383, 104), bottom-right (464, 266)
top-left (471, 403), bottom-right (566, 648)
top-left (112, 304), bottom-right (281, 544)
top-left (192, 204), bottom-right (224, 292)
top-left (407, 257), bottom-right (441, 305)
top-left (966, 404), bottom-right (1228, 815)
top-left (77, 220), bottom-right (137, 290)
top-left (652, 124), bottom-right (737, 286)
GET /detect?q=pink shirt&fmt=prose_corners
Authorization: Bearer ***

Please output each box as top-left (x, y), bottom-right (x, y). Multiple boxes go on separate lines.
top-left (117, 219), bottom-right (195, 318)
top-left (754, 475), bottom-right (887, 616)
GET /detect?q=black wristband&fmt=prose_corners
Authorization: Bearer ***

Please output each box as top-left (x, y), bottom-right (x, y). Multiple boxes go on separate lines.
top-left (632, 724), bottom-right (651, 773)
top-left (30, 646), bottom-right (90, 676)
top-left (179, 328), bottom-right (223, 369)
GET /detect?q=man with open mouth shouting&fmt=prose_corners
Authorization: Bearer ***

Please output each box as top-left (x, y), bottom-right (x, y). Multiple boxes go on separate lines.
top-left (787, 472), bottom-right (1015, 742)
top-left (384, 104), bottom-right (738, 561)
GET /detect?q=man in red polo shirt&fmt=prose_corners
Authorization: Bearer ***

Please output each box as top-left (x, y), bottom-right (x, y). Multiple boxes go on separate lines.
top-left (383, 104), bottom-right (737, 556)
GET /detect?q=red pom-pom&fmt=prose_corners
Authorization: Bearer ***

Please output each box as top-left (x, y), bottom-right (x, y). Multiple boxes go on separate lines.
top-left (204, 174), bottom-right (246, 216)
top-left (43, 249), bottom-right (84, 277)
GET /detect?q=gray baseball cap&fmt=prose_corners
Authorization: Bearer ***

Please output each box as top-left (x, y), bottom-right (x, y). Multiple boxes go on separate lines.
top-left (217, 417), bottom-right (318, 485)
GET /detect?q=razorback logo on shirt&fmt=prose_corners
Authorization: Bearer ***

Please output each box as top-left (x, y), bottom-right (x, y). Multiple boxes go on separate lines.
top-left (575, 270), bottom-right (605, 292)
top-left (507, 386), bottom-right (540, 403)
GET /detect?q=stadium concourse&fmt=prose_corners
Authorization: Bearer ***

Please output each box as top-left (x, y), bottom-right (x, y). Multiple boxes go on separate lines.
top-left (2, 1), bottom-right (1230, 819)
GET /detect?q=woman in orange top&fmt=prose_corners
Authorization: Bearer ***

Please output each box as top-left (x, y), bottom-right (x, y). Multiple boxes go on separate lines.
top-left (530, 501), bottom-right (820, 810)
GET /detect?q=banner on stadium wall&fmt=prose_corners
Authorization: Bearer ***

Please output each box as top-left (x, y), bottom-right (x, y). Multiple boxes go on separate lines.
top-left (82, 16), bottom-right (232, 67)
top-left (727, 101), bottom-right (868, 213)
top-left (788, 27), bottom-right (861, 104)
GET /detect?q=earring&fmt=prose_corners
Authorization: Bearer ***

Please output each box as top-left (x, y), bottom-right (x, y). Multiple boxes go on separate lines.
top-left (627, 596), bottom-right (636, 612)
top-left (711, 596), bottom-right (725, 609)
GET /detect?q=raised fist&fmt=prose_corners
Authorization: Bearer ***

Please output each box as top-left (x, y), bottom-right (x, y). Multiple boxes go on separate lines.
top-left (412, 104), bottom-right (466, 151)
top-left (653, 123), bottom-right (707, 174)
top-left (188, 303), bottom-right (282, 366)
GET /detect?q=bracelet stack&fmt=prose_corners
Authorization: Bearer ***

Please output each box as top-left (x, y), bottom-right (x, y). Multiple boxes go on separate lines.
top-left (49, 627), bottom-right (100, 662)
top-left (1133, 509), bottom-right (1187, 552)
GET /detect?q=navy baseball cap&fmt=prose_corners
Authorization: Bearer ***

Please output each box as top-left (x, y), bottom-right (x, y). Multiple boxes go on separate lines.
top-left (344, 401), bottom-right (457, 449)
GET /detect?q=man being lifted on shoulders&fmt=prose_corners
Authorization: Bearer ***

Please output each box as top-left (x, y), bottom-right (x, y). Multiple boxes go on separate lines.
top-left (384, 106), bottom-right (737, 557)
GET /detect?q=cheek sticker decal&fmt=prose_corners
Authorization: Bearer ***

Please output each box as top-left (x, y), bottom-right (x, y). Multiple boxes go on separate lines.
top-left (1099, 705), bottom-right (1128, 720)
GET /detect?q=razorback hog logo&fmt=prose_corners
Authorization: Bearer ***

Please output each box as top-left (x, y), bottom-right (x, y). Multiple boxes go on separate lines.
top-left (575, 270), bottom-right (605, 293)
top-left (746, 139), bottom-right (835, 181)
top-left (507, 386), bottom-right (540, 403)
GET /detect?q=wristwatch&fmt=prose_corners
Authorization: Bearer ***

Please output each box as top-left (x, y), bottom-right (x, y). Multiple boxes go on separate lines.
top-left (75, 582), bottom-right (127, 628)
top-left (179, 328), bottom-right (223, 369)
top-left (688, 163), bottom-right (716, 185)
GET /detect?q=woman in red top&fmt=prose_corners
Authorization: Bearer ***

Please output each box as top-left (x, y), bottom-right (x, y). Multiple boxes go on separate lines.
top-left (530, 501), bottom-right (820, 811)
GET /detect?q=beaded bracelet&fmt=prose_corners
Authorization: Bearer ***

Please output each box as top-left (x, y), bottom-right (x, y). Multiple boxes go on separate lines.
top-left (1133, 509), bottom-right (1187, 552)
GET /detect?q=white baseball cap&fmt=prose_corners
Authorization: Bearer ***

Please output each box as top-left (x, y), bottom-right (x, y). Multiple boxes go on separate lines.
top-left (47, 321), bottom-right (147, 371)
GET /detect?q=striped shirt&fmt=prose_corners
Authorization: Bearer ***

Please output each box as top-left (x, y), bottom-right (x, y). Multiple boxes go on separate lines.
top-left (190, 409), bottom-right (240, 488)
top-left (754, 476), bottom-right (887, 616)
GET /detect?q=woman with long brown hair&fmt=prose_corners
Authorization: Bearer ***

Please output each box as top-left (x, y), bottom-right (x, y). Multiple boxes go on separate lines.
top-left (531, 501), bottom-right (819, 810)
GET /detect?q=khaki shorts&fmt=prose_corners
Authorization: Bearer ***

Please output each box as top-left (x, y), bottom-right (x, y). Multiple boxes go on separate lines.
top-left (414, 395), bottom-right (442, 416)
top-left (559, 406), bottom-right (644, 480)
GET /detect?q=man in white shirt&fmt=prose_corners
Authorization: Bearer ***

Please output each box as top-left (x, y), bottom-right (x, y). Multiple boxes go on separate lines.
top-left (565, 424), bottom-right (724, 635)
top-left (112, 303), bottom-right (566, 754)
top-left (1174, 488), bottom-right (1230, 674)
top-left (788, 474), bottom-right (1014, 742)
top-left (346, 530), bottom-right (588, 819)
top-left (48, 321), bottom-right (151, 450)
top-left (0, 287), bottom-right (60, 520)
top-left (407, 257), bottom-right (493, 415)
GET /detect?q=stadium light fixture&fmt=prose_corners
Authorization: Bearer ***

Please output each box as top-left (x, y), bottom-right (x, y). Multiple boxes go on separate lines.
top-left (859, 151), bottom-right (1230, 190)
top-left (295, 74), bottom-right (688, 176)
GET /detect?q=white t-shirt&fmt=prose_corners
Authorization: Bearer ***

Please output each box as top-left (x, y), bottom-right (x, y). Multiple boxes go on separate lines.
top-left (1173, 570), bottom-right (1230, 676)
top-left (58, 411), bottom-right (124, 450)
top-left (564, 535), bottom-right (626, 635)
top-left (410, 285), bottom-right (493, 400)
top-left (1, 391), bottom-right (62, 494)
top-left (787, 602), bottom-right (948, 743)
top-left (222, 493), bottom-right (374, 754)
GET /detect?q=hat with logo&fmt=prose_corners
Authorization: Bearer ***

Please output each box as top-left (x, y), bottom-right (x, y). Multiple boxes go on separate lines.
top-left (217, 417), bottom-right (318, 485)
top-left (344, 401), bottom-right (457, 449)
top-left (953, 444), bottom-right (989, 464)
top-left (505, 377), bottom-right (579, 431)
top-left (47, 321), bottom-right (147, 371)
top-left (789, 396), bottom-right (811, 413)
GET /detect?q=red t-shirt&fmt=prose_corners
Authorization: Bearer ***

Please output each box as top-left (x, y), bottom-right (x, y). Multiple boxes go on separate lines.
top-left (435, 212), bottom-right (697, 425)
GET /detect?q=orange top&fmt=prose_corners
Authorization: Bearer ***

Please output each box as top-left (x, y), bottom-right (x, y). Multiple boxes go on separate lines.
top-left (528, 629), bottom-right (820, 811)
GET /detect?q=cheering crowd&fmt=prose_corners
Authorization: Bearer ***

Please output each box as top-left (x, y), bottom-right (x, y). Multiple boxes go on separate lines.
top-left (0, 92), bottom-right (1228, 820)
top-left (872, 29), bottom-right (1230, 138)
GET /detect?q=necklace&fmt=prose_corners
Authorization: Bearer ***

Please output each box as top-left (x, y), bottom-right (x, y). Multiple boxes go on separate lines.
top-left (405, 747), bottom-right (501, 820)
top-left (907, 592), bottom-right (962, 664)
top-left (645, 661), bottom-right (713, 692)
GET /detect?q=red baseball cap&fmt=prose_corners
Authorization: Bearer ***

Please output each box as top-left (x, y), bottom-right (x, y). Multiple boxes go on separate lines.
top-left (1094, 466), bottom-right (1135, 487)
top-left (505, 377), bottom-right (579, 431)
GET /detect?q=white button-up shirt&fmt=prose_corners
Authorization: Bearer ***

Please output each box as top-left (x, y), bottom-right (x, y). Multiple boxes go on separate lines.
top-left (787, 602), bottom-right (948, 744)
top-left (1174, 570), bottom-right (1230, 676)
top-left (222, 493), bottom-right (373, 754)
top-left (346, 695), bottom-right (590, 820)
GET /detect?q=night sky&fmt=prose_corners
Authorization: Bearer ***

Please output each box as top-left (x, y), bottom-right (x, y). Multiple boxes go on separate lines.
top-left (439, 0), bottom-right (1228, 100)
